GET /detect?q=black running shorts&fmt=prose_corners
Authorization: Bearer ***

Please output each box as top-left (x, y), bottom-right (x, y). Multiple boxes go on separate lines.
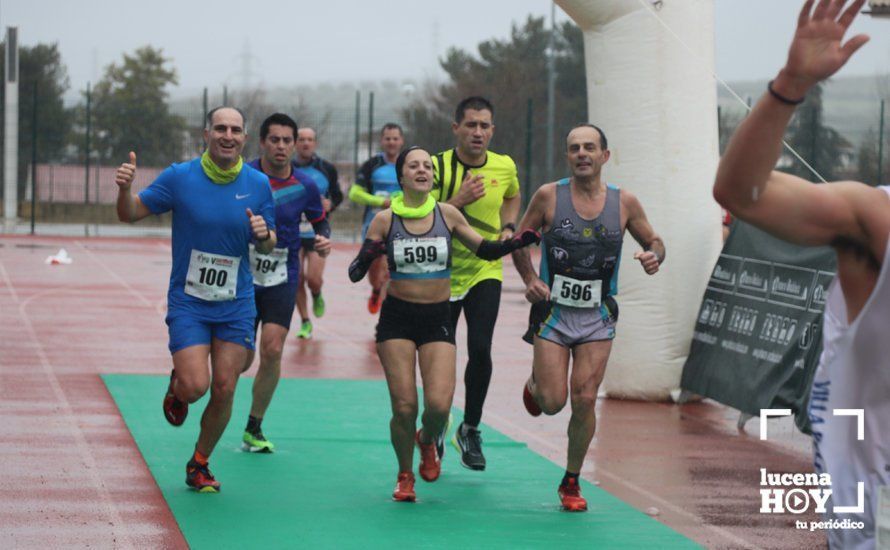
top-left (254, 280), bottom-right (299, 331)
top-left (375, 295), bottom-right (455, 347)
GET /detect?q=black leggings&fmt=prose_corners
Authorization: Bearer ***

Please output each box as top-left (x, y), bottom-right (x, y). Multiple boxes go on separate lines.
top-left (449, 279), bottom-right (501, 427)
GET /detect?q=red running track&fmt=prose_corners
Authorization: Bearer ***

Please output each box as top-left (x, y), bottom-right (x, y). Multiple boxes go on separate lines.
top-left (0, 235), bottom-right (823, 549)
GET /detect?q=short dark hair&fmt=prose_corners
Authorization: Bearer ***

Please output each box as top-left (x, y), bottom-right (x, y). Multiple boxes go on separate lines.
top-left (260, 113), bottom-right (298, 140)
top-left (206, 106), bottom-right (246, 130)
top-left (395, 146), bottom-right (428, 185)
top-left (455, 96), bottom-right (494, 123)
top-left (566, 123), bottom-right (608, 150)
top-left (381, 122), bottom-right (403, 136)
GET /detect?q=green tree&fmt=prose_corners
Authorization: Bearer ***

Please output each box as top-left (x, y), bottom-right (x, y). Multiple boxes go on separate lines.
top-left (0, 42), bottom-right (72, 195)
top-left (784, 83), bottom-right (852, 182)
top-left (402, 17), bottom-right (586, 188)
top-left (91, 46), bottom-right (185, 166)
top-left (856, 126), bottom-right (889, 186)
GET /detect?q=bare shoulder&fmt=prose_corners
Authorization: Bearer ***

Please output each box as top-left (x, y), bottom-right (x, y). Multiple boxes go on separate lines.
top-left (438, 202), bottom-right (463, 225)
top-left (438, 201), bottom-right (461, 218)
top-left (368, 209), bottom-right (393, 239)
top-left (618, 187), bottom-right (645, 212)
top-left (531, 182), bottom-right (558, 206)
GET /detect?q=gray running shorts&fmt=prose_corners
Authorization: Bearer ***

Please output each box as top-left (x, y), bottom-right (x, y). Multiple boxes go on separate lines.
top-left (524, 296), bottom-right (618, 348)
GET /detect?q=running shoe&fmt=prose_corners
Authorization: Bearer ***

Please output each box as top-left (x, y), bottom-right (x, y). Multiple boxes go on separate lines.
top-left (523, 379), bottom-right (542, 417)
top-left (558, 477), bottom-right (587, 512)
top-left (452, 423), bottom-right (486, 471)
top-left (312, 292), bottom-right (326, 318)
top-left (186, 459), bottom-right (221, 493)
top-left (415, 429), bottom-right (441, 482)
top-left (242, 430), bottom-right (275, 453)
top-left (163, 369), bottom-right (188, 426)
top-left (392, 472), bottom-right (416, 502)
top-left (296, 320), bottom-right (312, 339)
top-left (367, 291), bottom-right (382, 314)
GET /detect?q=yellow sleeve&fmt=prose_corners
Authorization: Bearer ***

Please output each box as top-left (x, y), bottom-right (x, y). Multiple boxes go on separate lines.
top-left (504, 157), bottom-right (520, 198)
top-left (348, 184), bottom-right (387, 207)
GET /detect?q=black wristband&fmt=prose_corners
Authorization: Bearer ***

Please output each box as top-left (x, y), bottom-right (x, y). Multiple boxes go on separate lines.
top-left (767, 80), bottom-right (805, 106)
top-left (502, 223), bottom-right (516, 232)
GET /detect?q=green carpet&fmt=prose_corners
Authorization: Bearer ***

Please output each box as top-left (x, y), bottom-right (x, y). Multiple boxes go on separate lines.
top-left (103, 374), bottom-right (698, 549)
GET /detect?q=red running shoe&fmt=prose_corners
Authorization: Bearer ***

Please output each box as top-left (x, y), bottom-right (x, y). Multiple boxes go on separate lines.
top-left (523, 379), bottom-right (542, 417)
top-left (558, 477), bottom-right (587, 512)
top-left (415, 429), bottom-right (441, 482)
top-left (186, 459), bottom-right (221, 493)
top-left (392, 472), bottom-right (416, 502)
top-left (163, 369), bottom-right (188, 426)
top-left (367, 290), bottom-right (383, 314)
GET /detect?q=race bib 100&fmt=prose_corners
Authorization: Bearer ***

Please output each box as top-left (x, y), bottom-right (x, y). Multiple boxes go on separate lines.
top-left (249, 245), bottom-right (288, 287)
top-left (393, 237), bottom-right (448, 274)
top-left (185, 250), bottom-right (239, 301)
top-left (552, 274), bottom-right (600, 308)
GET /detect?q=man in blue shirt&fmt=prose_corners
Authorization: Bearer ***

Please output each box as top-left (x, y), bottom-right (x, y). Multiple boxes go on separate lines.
top-left (242, 114), bottom-right (331, 453)
top-left (293, 127), bottom-right (342, 338)
top-left (348, 123), bottom-right (404, 313)
top-left (114, 106), bottom-right (276, 493)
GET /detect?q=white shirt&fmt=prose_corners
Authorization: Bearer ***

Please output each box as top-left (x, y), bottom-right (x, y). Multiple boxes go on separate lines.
top-left (811, 186), bottom-right (890, 549)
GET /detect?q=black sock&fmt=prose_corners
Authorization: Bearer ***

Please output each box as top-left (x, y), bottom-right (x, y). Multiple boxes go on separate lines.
top-left (561, 471), bottom-right (579, 486)
top-left (246, 415), bottom-right (262, 435)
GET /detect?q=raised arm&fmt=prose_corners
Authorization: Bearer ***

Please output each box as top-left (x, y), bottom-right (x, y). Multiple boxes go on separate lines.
top-left (713, 0), bottom-right (879, 250)
top-left (114, 151), bottom-right (153, 222)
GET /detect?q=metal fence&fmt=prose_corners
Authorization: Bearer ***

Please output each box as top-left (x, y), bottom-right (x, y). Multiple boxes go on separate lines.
top-left (2, 84), bottom-right (887, 238)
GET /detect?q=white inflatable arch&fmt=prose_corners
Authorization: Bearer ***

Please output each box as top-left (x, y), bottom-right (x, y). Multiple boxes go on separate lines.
top-left (554, 0), bottom-right (722, 400)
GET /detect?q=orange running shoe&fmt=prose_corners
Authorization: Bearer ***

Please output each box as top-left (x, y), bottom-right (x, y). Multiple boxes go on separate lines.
top-left (392, 472), bottom-right (416, 502)
top-left (558, 477), bottom-right (587, 512)
top-left (415, 429), bottom-right (441, 482)
top-left (186, 459), bottom-right (221, 493)
top-left (523, 379), bottom-right (542, 417)
top-left (368, 290), bottom-right (382, 314)
top-left (163, 369), bottom-right (188, 426)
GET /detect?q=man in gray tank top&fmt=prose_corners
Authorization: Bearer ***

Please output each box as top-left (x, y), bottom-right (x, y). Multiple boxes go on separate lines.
top-left (512, 124), bottom-right (665, 511)
top-left (715, 2), bottom-right (888, 547)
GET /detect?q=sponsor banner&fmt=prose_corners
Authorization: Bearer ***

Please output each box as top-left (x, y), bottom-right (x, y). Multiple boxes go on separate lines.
top-left (681, 221), bottom-right (836, 433)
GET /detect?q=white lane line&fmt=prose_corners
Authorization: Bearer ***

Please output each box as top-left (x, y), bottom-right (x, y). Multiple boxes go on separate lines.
top-left (0, 258), bottom-right (21, 303)
top-left (74, 240), bottom-right (156, 310)
top-left (14, 283), bottom-right (135, 550)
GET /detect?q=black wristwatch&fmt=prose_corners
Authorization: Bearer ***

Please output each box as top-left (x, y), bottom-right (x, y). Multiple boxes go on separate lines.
top-left (502, 223), bottom-right (516, 232)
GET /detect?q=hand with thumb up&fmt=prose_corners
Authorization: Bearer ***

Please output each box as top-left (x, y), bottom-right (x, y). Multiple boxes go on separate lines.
top-left (115, 152), bottom-right (137, 189)
top-left (246, 208), bottom-right (271, 244)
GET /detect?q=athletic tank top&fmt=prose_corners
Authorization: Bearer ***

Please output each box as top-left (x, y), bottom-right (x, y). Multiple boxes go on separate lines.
top-left (809, 186), bottom-right (890, 549)
top-left (386, 205), bottom-right (452, 280)
top-left (539, 179), bottom-right (622, 308)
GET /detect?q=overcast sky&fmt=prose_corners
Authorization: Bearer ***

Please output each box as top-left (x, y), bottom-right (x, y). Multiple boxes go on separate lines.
top-left (2, 0), bottom-right (888, 98)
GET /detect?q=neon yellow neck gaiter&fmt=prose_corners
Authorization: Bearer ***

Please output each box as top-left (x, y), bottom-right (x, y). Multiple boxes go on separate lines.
top-left (201, 151), bottom-right (243, 184)
top-left (391, 193), bottom-right (436, 219)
